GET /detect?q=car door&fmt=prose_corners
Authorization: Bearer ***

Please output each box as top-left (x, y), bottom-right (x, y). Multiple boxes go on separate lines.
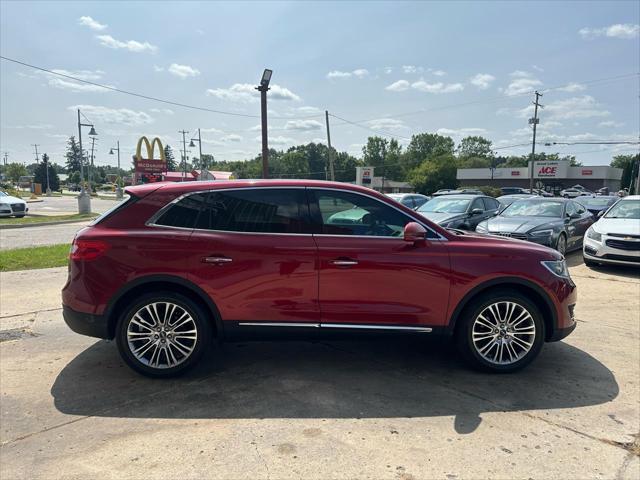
top-left (186, 187), bottom-right (320, 326)
top-left (563, 201), bottom-right (581, 248)
top-left (467, 197), bottom-right (486, 230)
top-left (309, 188), bottom-right (451, 329)
top-left (482, 197), bottom-right (500, 220)
top-left (571, 201), bottom-right (594, 247)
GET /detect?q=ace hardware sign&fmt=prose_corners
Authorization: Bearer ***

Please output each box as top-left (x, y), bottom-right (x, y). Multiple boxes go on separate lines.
top-left (534, 161), bottom-right (569, 178)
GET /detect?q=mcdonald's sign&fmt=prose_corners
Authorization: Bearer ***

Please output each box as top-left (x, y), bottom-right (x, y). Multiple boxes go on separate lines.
top-left (134, 136), bottom-right (167, 174)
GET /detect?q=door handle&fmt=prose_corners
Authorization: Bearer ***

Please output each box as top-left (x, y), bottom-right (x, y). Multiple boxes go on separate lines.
top-left (203, 256), bottom-right (233, 265)
top-left (330, 258), bottom-right (358, 267)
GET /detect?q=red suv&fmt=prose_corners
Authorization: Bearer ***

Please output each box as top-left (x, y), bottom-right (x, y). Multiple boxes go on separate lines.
top-left (62, 180), bottom-right (577, 377)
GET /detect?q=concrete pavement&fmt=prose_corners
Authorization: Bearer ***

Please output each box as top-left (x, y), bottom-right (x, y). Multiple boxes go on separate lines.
top-left (0, 253), bottom-right (638, 479)
top-left (0, 221), bottom-right (91, 250)
top-left (26, 195), bottom-right (120, 216)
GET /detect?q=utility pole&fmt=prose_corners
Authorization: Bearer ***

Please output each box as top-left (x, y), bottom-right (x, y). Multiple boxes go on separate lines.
top-left (256, 69), bottom-right (273, 179)
top-left (43, 154), bottom-right (51, 196)
top-left (89, 136), bottom-right (96, 193)
top-left (3, 152), bottom-right (8, 166)
top-left (528, 91), bottom-right (543, 193)
top-left (179, 130), bottom-right (189, 181)
top-left (32, 144), bottom-right (40, 163)
top-left (325, 111), bottom-right (336, 181)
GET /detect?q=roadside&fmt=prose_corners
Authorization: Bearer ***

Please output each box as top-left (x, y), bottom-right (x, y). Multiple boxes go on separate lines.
top-left (0, 244), bottom-right (69, 272)
top-left (0, 253), bottom-right (638, 479)
top-left (0, 221), bottom-right (90, 250)
top-left (0, 213), bottom-right (97, 228)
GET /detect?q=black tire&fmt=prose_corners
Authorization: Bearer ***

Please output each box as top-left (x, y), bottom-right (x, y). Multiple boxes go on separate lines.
top-left (115, 291), bottom-right (212, 378)
top-left (555, 233), bottom-right (567, 256)
top-left (455, 290), bottom-right (545, 373)
top-left (15, 214), bottom-right (25, 218)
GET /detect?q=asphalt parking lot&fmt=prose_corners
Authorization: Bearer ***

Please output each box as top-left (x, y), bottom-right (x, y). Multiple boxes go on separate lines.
top-left (0, 251), bottom-right (638, 479)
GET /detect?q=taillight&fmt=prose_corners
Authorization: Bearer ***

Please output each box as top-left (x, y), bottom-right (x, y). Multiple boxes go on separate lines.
top-left (69, 239), bottom-right (110, 261)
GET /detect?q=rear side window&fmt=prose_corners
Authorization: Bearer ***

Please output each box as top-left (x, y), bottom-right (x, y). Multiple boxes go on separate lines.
top-left (471, 198), bottom-right (484, 211)
top-left (154, 193), bottom-right (207, 228)
top-left (483, 197), bottom-right (499, 211)
top-left (91, 195), bottom-right (139, 225)
top-left (196, 188), bottom-right (310, 234)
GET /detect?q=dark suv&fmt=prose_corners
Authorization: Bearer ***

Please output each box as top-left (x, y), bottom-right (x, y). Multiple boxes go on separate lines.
top-left (63, 180), bottom-right (577, 377)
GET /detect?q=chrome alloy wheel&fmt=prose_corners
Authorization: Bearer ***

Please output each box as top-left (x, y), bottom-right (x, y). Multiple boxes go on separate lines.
top-left (126, 302), bottom-right (198, 369)
top-left (471, 301), bottom-right (536, 365)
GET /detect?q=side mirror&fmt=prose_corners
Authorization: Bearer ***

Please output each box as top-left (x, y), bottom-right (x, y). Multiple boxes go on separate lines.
top-left (404, 222), bottom-right (427, 243)
top-left (597, 210), bottom-right (605, 218)
top-left (571, 212), bottom-right (581, 219)
top-left (471, 208), bottom-right (483, 216)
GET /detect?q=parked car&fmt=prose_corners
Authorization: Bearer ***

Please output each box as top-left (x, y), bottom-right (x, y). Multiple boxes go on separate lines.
top-left (476, 197), bottom-right (594, 255)
top-left (415, 194), bottom-right (500, 230)
top-left (497, 194), bottom-right (538, 212)
top-left (431, 188), bottom-right (483, 197)
top-left (583, 195), bottom-right (640, 267)
top-left (500, 187), bottom-right (529, 195)
top-left (532, 188), bottom-right (554, 197)
top-left (432, 188), bottom-right (457, 196)
top-left (62, 180), bottom-right (577, 377)
top-left (560, 188), bottom-right (593, 199)
top-left (575, 195), bottom-right (619, 217)
top-left (596, 187), bottom-right (609, 196)
top-left (0, 191), bottom-right (28, 218)
top-left (386, 193), bottom-right (430, 210)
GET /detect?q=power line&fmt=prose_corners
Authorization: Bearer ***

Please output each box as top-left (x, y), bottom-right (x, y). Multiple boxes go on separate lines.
top-left (0, 56), bottom-right (323, 121)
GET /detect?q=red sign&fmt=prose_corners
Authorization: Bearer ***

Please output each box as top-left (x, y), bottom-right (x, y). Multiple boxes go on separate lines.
top-left (511, 171), bottom-right (520, 176)
top-left (582, 169), bottom-right (593, 176)
top-left (135, 159), bottom-right (167, 174)
top-left (538, 166), bottom-right (557, 176)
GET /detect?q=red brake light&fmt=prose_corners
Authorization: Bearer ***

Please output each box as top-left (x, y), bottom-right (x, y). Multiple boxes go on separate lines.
top-left (69, 239), bottom-right (110, 261)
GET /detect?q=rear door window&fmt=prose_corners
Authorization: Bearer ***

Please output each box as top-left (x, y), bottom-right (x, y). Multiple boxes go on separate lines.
top-left (483, 197), bottom-right (499, 211)
top-left (154, 193), bottom-right (207, 229)
top-left (196, 188), bottom-right (310, 234)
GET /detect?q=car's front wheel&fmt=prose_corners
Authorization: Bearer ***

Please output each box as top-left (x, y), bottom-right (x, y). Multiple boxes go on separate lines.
top-left (116, 291), bottom-right (211, 378)
top-left (556, 234), bottom-right (567, 256)
top-left (456, 291), bottom-right (545, 373)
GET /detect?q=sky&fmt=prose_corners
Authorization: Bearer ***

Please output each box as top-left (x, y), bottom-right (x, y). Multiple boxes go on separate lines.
top-left (1, 0), bottom-right (639, 170)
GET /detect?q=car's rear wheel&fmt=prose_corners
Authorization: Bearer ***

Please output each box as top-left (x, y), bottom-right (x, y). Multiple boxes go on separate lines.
top-left (556, 234), bottom-right (567, 256)
top-left (116, 291), bottom-right (211, 378)
top-left (456, 291), bottom-right (545, 373)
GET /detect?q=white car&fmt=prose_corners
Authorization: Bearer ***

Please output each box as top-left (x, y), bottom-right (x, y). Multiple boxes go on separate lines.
top-left (0, 191), bottom-right (28, 218)
top-left (560, 188), bottom-right (593, 198)
top-left (583, 195), bottom-right (640, 267)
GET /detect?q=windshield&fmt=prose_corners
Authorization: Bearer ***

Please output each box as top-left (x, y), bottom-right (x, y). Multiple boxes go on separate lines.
top-left (501, 200), bottom-right (564, 218)
top-left (604, 199), bottom-right (640, 219)
top-left (418, 197), bottom-right (470, 213)
top-left (386, 194), bottom-right (403, 200)
top-left (579, 197), bottom-right (616, 208)
top-left (0, 191), bottom-right (7, 197)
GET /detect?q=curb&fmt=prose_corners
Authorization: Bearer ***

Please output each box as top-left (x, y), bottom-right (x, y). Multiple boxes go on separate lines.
top-left (0, 218), bottom-right (96, 230)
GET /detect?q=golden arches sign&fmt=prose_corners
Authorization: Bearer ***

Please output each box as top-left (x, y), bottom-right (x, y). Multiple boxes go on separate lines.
top-left (135, 136), bottom-right (165, 162)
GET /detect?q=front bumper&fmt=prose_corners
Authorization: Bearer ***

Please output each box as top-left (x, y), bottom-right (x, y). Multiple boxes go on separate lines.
top-left (583, 235), bottom-right (640, 267)
top-left (62, 304), bottom-right (110, 339)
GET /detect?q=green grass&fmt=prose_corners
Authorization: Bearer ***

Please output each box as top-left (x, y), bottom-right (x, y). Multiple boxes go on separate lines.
top-left (0, 213), bottom-right (97, 226)
top-left (0, 244), bottom-right (70, 272)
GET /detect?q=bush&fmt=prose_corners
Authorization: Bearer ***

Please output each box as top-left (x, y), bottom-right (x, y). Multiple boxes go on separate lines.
top-left (466, 185), bottom-right (502, 197)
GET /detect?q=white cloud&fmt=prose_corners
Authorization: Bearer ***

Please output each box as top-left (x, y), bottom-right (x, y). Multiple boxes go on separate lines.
top-left (385, 80), bottom-right (410, 92)
top-left (579, 23), bottom-right (639, 39)
top-left (200, 127), bottom-right (224, 134)
top-left (4, 124), bottom-right (53, 129)
top-left (411, 80), bottom-right (464, 94)
top-left (326, 68), bottom-right (369, 79)
top-left (352, 69), bottom-right (369, 78)
top-left (503, 72), bottom-right (542, 95)
top-left (470, 73), bottom-right (495, 90)
top-left (67, 105), bottom-right (154, 126)
top-left (221, 134), bottom-right (243, 142)
top-left (383, 66), bottom-right (393, 74)
top-left (47, 78), bottom-right (110, 92)
top-left (255, 135), bottom-right (296, 146)
top-left (51, 69), bottom-right (104, 81)
top-left (153, 65), bottom-right (164, 72)
top-left (78, 16), bottom-right (107, 31)
top-left (248, 125), bottom-right (262, 132)
top-left (432, 70), bottom-right (446, 77)
top-left (168, 63), bottom-right (200, 78)
top-left (96, 34), bottom-right (158, 53)
top-left (45, 133), bottom-right (72, 140)
top-left (284, 119), bottom-right (323, 131)
top-left (599, 120), bottom-right (625, 128)
top-left (149, 108), bottom-right (174, 115)
top-left (366, 118), bottom-right (407, 131)
top-left (516, 95), bottom-right (610, 121)
top-left (556, 82), bottom-right (586, 93)
top-left (206, 83), bottom-right (300, 102)
top-left (402, 65), bottom-right (420, 74)
top-left (436, 127), bottom-right (488, 137)
top-left (296, 106), bottom-right (322, 114)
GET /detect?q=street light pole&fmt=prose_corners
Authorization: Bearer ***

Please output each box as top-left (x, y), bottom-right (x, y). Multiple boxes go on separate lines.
top-left (190, 129), bottom-right (204, 180)
top-left (109, 141), bottom-right (123, 199)
top-left (528, 91), bottom-right (543, 194)
top-left (256, 69), bottom-right (272, 179)
top-left (76, 108), bottom-right (97, 214)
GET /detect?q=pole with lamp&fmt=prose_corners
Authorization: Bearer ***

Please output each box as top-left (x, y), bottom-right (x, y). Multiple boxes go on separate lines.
top-left (109, 141), bottom-right (123, 199)
top-left (189, 129), bottom-right (205, 180)
top-left (256, 69), bottom-right (272, 179)
top-left (76, 108), bottom-right (97, 214)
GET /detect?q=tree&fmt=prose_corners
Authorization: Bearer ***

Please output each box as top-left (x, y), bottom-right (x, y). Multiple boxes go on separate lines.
top-left (65, 136), bottom-right (83, 174)
top-left (33, 154), bottom-right (60, 191)
top-left (407, 154), bottom-right (458, 194)
top-left (457, 136), bottom-right (494, 159)
top-left (405, 133), bottom-right (455, 170)
top-left (5, 163), bottom-right (27, 183)
top-left (164, 145), bottom-right (177, 171)
top-left (611, 154), bottom-right (639, 191)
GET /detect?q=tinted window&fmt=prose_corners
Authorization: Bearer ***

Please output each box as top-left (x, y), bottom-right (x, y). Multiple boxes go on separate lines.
top-left (196, 188), bottom-right (309, 234)
top-left (483, 197), bottom-right (499, 211)
top-left (312, 190), bottom-right (412, 237)
top-left (418, 197), bottom-right (471, 213)
top-left (573, 202), bottom-right (586, 215)
top-left (565, 202), bottom-right (577, 217)
top-left (155, 193), bottom-right (207, 228)
top-left (471, 198), bottom-right (484, 211)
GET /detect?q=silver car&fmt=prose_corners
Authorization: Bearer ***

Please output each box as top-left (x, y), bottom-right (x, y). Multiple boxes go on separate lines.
top-left (0, 191), bottom-right (28, 218)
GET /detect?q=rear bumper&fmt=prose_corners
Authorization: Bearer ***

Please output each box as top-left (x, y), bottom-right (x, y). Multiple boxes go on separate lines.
top-left (62, 305), bottom-right (110, 339)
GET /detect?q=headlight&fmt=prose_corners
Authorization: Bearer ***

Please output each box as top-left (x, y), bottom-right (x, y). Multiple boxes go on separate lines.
top-left (541, 260), bottom-right (570, 278)
top-left (586, 226), bottom-right (602, 242)
top-left (529, 229), bottom-right (553, 237)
